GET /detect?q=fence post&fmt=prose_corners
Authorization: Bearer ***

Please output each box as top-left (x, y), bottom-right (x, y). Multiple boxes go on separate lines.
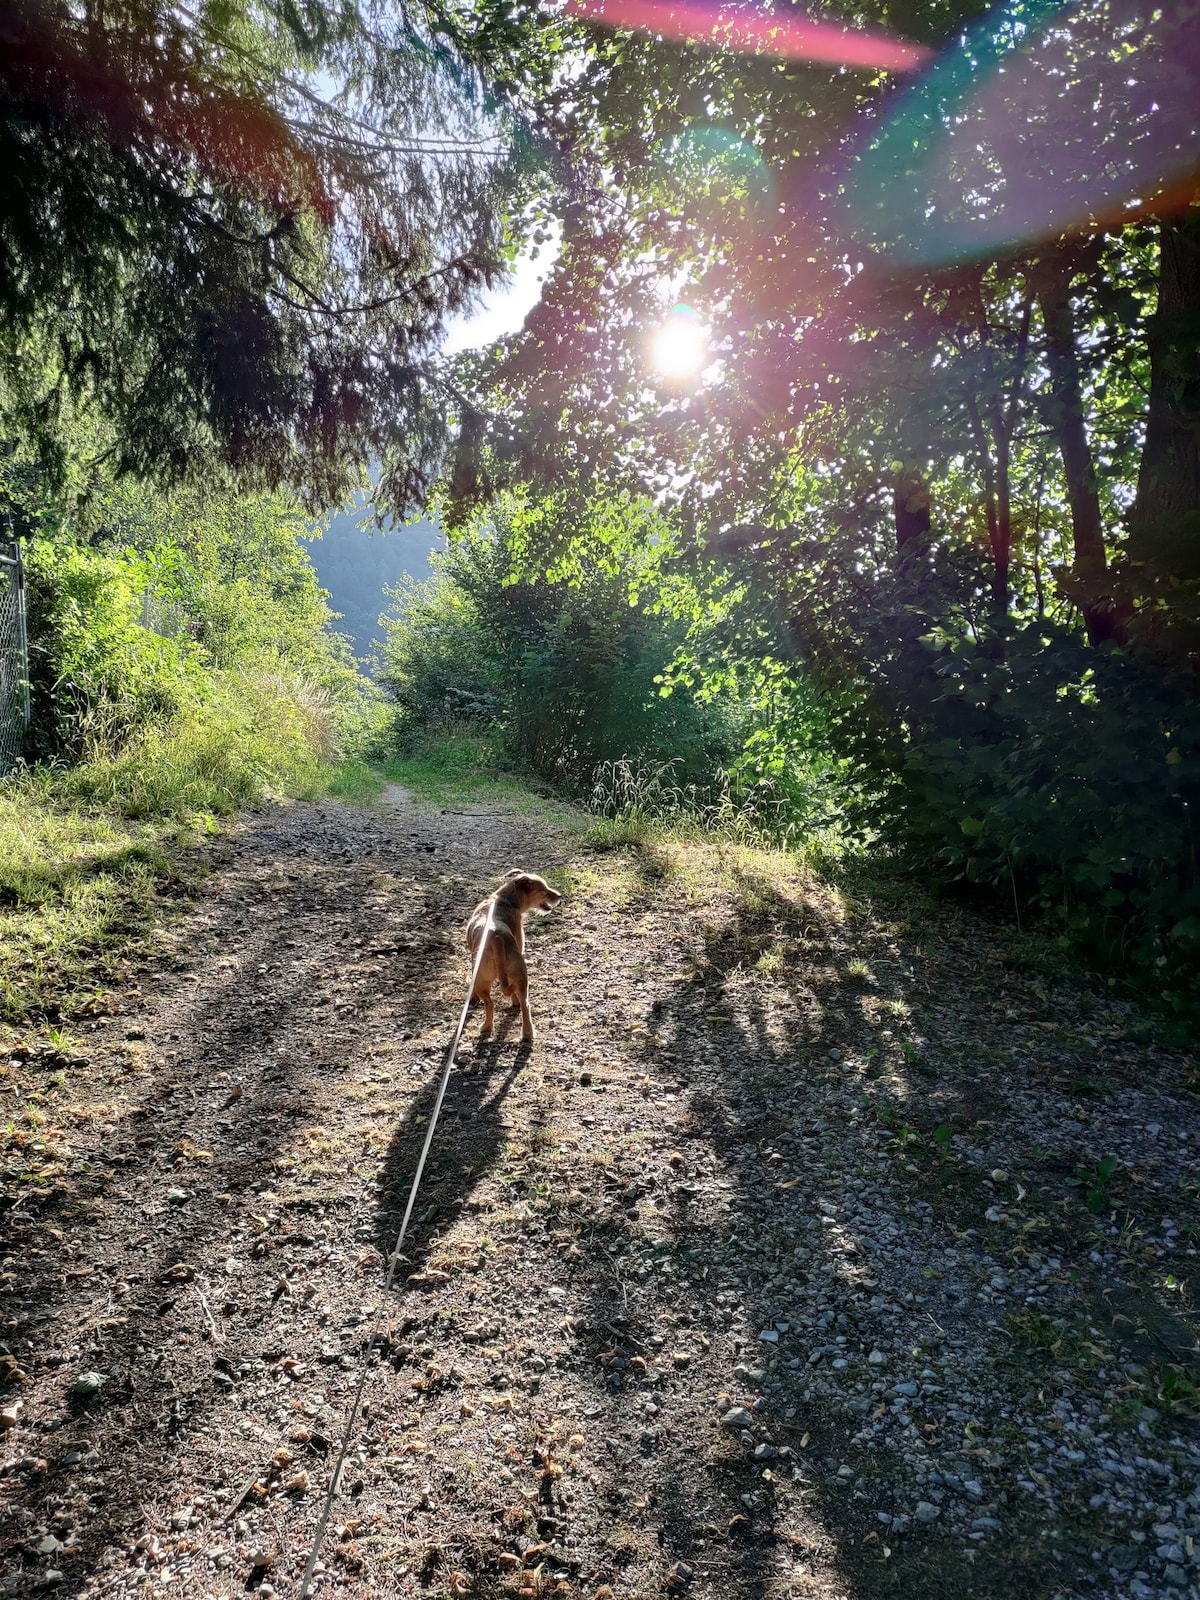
top-left (0, 526), bottom-right (30, 773)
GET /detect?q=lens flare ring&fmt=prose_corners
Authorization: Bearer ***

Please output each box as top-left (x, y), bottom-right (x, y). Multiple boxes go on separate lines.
top-left (847, 0), bottom-right (1200, 265)
top-left (565, 0), bottom-right (929, 74)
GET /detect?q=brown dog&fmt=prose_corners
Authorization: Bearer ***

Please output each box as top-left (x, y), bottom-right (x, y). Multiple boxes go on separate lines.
top-left (465, 870), bottom-right (561, 1043)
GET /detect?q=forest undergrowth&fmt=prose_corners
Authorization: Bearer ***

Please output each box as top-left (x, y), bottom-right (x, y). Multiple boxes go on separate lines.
top-left (0, 457), bottom-right (383, 1025)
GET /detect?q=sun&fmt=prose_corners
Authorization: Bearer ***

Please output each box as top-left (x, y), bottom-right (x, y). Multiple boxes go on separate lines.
top-left (649, 305), bottom-right (708, 381)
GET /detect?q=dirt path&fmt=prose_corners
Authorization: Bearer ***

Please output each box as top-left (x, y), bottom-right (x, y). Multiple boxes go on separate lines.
top-left (2, 794), bottom-right (1199, 1600)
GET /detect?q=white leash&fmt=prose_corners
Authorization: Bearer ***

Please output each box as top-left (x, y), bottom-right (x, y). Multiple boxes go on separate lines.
top-left (297, 895), bottom-right (497, 1599)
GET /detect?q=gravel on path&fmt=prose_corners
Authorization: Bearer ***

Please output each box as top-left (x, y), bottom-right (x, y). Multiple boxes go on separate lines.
top-left (1, 793), bottom-right (1198, 1600)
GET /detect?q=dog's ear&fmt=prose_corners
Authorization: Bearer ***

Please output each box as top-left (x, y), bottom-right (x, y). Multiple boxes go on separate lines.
top-left (502, 868), bottom-right (523, 882)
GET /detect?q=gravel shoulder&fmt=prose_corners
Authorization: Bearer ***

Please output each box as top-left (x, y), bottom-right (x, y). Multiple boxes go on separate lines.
top-left (2, 789), bottom-right (1199, 1600)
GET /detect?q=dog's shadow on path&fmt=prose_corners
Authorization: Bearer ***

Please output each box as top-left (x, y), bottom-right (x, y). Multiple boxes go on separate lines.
top-left (373, 1012), bottom-right (532, 1275)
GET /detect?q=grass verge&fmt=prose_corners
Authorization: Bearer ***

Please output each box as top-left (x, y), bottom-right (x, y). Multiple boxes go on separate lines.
top-left (1, 677), bottom-right (374, 1025)
top-left (379, 730), bottom-right (579, 818)
top-left (325, 758), bottom-right (388, 806)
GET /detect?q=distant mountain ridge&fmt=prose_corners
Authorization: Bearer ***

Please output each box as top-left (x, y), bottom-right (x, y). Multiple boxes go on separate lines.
top-left (307, 504), bottom-right (440, 665)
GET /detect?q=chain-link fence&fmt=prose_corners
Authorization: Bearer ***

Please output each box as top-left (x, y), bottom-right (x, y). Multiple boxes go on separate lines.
top-left (0, 533), bottom-right (30, 773)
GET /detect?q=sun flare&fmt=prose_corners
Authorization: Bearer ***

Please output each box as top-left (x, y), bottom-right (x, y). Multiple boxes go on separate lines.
top-left (649, 306), bottom-right (708, 381)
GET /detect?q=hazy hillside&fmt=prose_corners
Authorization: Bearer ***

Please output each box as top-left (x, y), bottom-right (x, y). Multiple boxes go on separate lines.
top-left (307, 503), bottom-right (440, 664)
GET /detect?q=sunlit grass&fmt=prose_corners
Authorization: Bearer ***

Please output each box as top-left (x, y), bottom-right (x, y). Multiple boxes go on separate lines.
top-left (1, 672), bottom-right (369, 1023)
top-left (0, 775), bottom-right (195, 1022)
top-left (325, 758), bottom-right (387, 805)
top-left (380, 728), bottom-right (579, 819)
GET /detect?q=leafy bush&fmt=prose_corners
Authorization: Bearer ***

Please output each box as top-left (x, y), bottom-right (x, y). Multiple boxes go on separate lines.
top-left (23, 538), bottom-right (204, 760)
top-left (377, 491), bottom-right (857, 850)
top-left (19, 477), bottom-right (369, 766)
top-left (377, 496), bottom-right (740, 794)
top-left (866, 620), bottom-right (1200, 1017)
top-left (681, 487), bottom-right (1200, 1016)
top-left (1, 468), bottom-right (376, 1022)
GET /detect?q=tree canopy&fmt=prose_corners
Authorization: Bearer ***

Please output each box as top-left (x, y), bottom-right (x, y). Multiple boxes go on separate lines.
top-left (5, 0), bottom-right (1200, 1008)
top-left (440, 0), bottom-right (1199, 653)
top-left (0, 0), bottom-right (560, 506)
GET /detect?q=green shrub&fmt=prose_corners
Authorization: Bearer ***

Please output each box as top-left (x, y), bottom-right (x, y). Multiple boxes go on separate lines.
top-left (1, 462), bottom-right (378, 1021)
top-left (23, 537), bottom-right (204, 759)
top-left (378, 509), bottom-right (736, 792)
top-left (871, 621), bottom-right (1200, 1017)
top-left (377, 494), bottom-right (845, 833)
top-left (18, 475), bottom-right (368, 764)
top-left (57, 669), bottom-right (337, 818)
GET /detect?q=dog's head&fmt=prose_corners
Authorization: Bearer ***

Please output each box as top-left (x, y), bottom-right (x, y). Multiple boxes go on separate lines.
top-left (499, 869), bottom-right (562, 913)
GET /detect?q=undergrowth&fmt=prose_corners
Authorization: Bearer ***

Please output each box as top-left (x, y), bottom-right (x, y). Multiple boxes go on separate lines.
top-left (585, 756), bottom-right (850, 865)
top-left (1, 675), bottom-right (369, 1023)
top-left (1, 460), bottom-right (391, 1024)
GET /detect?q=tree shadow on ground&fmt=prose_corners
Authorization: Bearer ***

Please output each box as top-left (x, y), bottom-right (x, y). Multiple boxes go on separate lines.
top-left (4, 817), bottom-right (1185, 1600)
top-left (544, 842), bottom-right (1099, 1600)
top-left (0, 805), bottom-right (466, 1595)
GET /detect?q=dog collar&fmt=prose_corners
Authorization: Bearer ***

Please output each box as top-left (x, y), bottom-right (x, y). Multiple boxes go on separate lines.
top-left (497, 894), bottom-right (516, 908)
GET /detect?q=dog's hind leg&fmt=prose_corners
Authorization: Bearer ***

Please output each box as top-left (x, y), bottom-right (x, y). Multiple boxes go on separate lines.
top-left (468, 924), bottom-right (497, 1034)
top-left (471, 961), bottom-right (495, 1033)
top-left (476, 981), bottom-right (495, 1033)
top-left (501, 951), bottom-right (535, 1043)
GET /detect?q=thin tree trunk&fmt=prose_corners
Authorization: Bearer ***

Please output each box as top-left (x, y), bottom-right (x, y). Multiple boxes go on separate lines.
top-left (964, 384), bottom-right (1005, 609)
top-left (893, 477), bottom-right (931, 556)
top-left (1034, 252), bottom-right (1117, 643)
top-left (957, 273), bottom-right (1029, 616)
top-left (992, 424), bottom-right (1013, 608)
top-left (1131, 205), bottom-right (1200, 567)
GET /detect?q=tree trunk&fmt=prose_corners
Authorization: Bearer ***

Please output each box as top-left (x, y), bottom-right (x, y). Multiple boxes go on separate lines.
top-left (953, 268), bottom-right (1026, 617)
top-left (1034, 252), bottom-right (1117, 643)
top-left (893, 477), bottom-right (931, 556)
top-left (1131, 205), bottom-right (1200, 575)
top-left (991, 424), bottom-right (1013, 610)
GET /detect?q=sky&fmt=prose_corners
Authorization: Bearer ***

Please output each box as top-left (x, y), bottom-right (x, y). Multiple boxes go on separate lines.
top-left (442, 243), bottom-right (556, 355)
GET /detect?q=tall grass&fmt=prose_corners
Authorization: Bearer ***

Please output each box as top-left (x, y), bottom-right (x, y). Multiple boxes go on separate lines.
top-left (59, 670), bottom-right (338, 816)
top-left (0, 669), bottom-right (345, 1022)
top-left (587, 757), bottom-right (848, 857)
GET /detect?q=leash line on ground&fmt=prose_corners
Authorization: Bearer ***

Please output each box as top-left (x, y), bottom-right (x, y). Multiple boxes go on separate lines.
top-left (297, 895), bottom-right (497, 1600)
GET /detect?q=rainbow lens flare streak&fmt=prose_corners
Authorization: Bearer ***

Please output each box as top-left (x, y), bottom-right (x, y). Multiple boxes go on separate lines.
top-left (847, 0), bottom-right (1200, 265)
top-left (565, 0), bottom-right (930, 74)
